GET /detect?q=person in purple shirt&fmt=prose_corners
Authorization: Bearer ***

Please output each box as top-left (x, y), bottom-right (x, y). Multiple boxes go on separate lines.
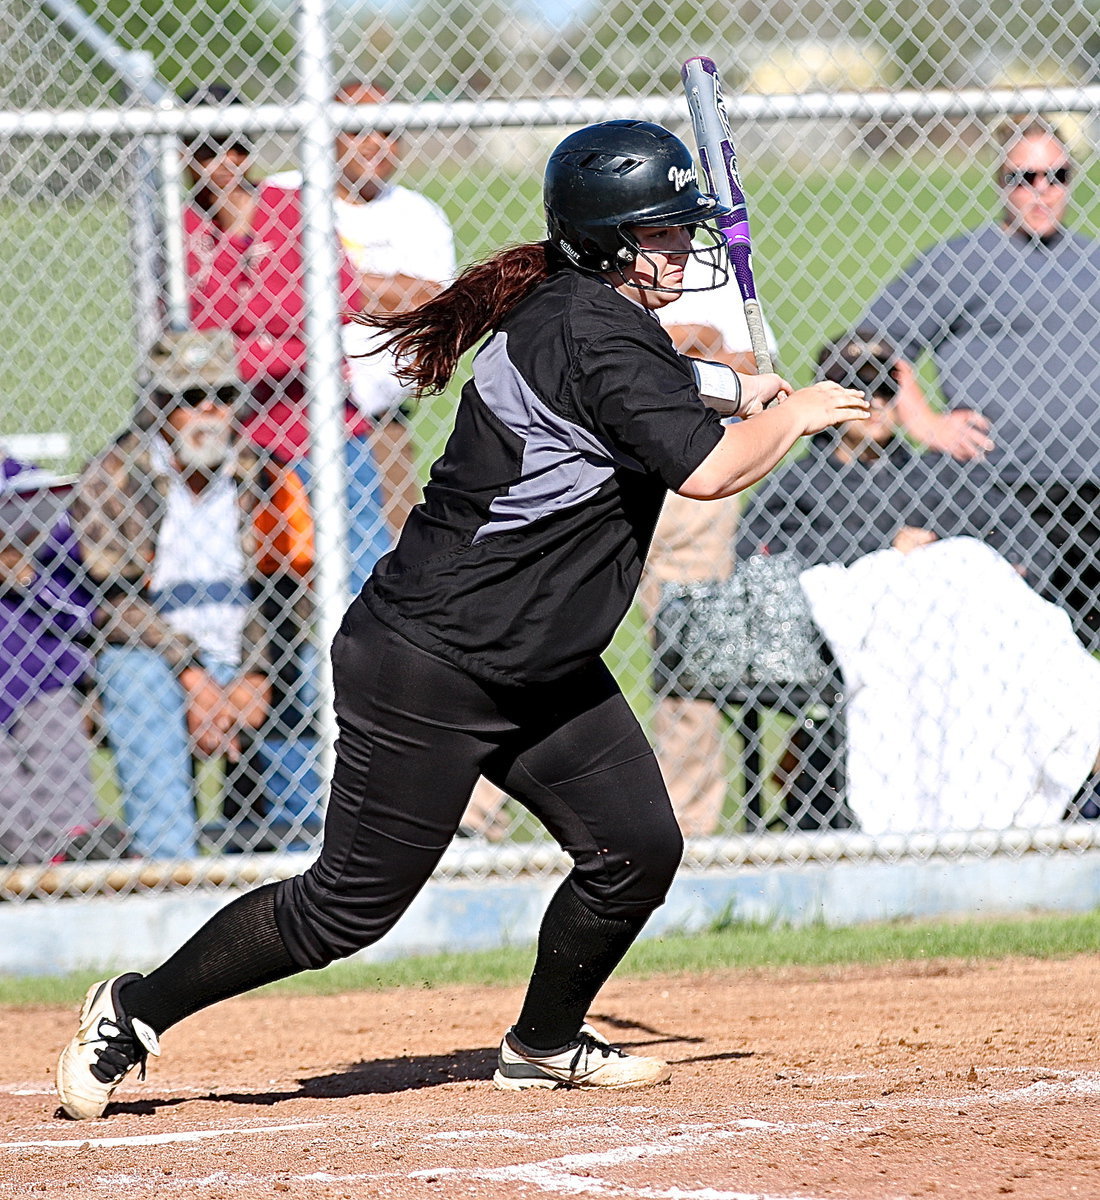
top-left (0, 456), bottom-right (104, 864)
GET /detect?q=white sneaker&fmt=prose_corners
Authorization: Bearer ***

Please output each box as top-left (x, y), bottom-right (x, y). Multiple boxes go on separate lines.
top-left (56, 973), bottom-right (160, 1120)
top-left (493, 1022), bottom-right (671, 1090)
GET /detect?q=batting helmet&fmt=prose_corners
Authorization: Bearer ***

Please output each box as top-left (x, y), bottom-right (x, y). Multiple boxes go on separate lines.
top-left (544, 120), bottom-right (730, 273)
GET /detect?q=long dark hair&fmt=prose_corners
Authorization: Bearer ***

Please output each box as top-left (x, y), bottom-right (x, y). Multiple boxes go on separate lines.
top-left (354, 240), bottom-right (565, 396)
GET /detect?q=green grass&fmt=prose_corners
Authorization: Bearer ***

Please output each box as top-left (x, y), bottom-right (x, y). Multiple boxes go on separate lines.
top-left (1, 198), bottom-right (135, 469)
top-left (4, 908), bottom-right (1097, 1009)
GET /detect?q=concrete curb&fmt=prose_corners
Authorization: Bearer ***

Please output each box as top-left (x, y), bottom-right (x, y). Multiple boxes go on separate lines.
top-left (3, 849), bottom-right (1099, 976)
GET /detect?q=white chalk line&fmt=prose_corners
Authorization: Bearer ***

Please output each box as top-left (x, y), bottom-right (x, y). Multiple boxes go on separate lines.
top-left (280, 1123), bottom-right (837, 1197)
top-left (405, 1118), bottom-right (854, 1199)
top-left (5, 1115), bottom-right (846, 1199)
top-left (411, 1141), bottom-right (827, 1200)
top-left (6, 1069), bottom-right (1097, 1199)
top-left (391, 1074), bottom-right (1100, 1198)
top-left (75, 1160), bottom-right (831, 1200)
top-left (879, 1071), bottom-right (1100, 1110)
top-left (426, 1117), bottom-right (826, 1146)
top-left (1, 1120), bottom-right (325, 1150)
top-left (0, 1079), bottom-right (283, 1098)
top-left (800, 1067), bottom-right (1100, 1113)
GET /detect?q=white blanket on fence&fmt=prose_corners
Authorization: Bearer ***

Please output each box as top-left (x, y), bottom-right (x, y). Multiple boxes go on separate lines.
top-left (799, 538), bottom-right (1100, 835)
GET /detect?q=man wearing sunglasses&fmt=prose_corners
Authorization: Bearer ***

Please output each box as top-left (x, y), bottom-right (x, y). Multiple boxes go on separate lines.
top-left (72, 330), bottom-right (320, 858)
top-left (855, 119), bottom-right (1100, 662)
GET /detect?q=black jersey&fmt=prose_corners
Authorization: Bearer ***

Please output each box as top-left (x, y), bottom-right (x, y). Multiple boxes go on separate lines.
top-left (363, 269), bottom-right (725, 685)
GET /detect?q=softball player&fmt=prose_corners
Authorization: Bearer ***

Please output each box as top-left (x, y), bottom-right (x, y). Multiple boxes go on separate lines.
top-left (57, 121), bottom-right (865, 1116)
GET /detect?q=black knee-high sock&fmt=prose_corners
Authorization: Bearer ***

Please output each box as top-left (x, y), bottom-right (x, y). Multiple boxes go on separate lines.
top-left (513, 880), bottom-right (650, 1052)
top-left (119, 881), bottom-right (299, 1036)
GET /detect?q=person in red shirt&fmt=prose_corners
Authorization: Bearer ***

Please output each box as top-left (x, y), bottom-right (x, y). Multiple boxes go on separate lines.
top-left (181, 87), bottom-right (391, 593)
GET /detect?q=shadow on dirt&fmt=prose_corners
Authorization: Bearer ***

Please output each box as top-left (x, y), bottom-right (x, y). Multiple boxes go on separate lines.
top-left (99, 1046), bottom-right (497, 1115)
top-left (676, 1049), bottom-right (755, 1064)
top-left (96, 1026), bottom-right (734, 1116)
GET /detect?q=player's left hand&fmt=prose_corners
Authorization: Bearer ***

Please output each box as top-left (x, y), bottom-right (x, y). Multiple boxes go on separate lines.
top-left (737, 372), bottom-right (792, 416)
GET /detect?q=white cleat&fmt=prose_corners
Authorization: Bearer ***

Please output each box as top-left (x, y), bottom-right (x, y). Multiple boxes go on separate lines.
top-left (56, 973), bottom-right (160, 1120)
top-left (493, 1022), bottom-right (671, 1090)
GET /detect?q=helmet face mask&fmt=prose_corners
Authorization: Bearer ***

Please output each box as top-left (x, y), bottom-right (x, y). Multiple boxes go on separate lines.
top-left (544, 120), bottom-right (732, 292)
top-left (618, 221), bottom-right (731, 293)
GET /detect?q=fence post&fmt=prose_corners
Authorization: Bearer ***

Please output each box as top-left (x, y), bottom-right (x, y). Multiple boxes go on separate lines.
top-left (38, 0), bottom-right (176, 353)
top-left (121, 49), bottom-right (168, 356)
top-left (158, 121), bottom-right (189, 333)
top-left (296, 0), bottom-right (348, 783)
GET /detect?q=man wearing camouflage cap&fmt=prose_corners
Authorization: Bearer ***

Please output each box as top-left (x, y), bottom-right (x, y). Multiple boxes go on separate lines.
top-left (72, 330), bottom-right (320, 858)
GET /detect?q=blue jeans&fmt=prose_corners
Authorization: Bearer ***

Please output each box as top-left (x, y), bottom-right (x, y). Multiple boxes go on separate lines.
top-left (244, 736), bottom-right (324, 845)
top-left (98, 646), bottom-right (324, 858)
top-left (294, 434), bottom-right (392, 598)
top-left (97, 646), bottom-right (230, 859)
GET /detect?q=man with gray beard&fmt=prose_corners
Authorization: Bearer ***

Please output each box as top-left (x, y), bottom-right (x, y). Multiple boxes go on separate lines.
top-left (72, 330), bottom-right (319, 858)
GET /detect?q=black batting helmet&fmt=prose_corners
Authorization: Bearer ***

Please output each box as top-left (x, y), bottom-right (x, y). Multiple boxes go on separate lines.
top-left (544, 120), bottom-right (730, 273)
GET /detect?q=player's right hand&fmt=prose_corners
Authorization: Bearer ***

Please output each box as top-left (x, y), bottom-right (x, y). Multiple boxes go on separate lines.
top-left (782, 380), bottom-right (869, 435)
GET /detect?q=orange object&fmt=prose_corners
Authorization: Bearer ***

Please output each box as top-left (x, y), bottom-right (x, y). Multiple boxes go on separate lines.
top-left (254, 465), bottom-right (314, 577)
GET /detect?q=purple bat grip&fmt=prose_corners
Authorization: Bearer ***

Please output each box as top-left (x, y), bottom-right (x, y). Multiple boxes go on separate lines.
top-left (683, 54), bottom-right (774, 374)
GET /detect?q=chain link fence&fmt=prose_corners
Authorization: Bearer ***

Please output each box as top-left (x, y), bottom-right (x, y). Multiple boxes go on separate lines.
top-left (2, 0), bottom-right (1100, 902)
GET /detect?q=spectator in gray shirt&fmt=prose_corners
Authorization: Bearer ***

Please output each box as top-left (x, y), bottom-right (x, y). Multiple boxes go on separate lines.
top-left (858, 118), bottom-right (1100, 650)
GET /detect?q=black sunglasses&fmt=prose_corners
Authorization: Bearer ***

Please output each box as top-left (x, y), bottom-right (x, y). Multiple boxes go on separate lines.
top-left (156, 386), bottom-right (240, 408)
top-left (1001, 165), bottom-right (1072, 189)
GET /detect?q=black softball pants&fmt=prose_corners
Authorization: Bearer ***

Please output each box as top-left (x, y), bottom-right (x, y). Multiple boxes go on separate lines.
top-left (274, 598), bottom-right (684, 970)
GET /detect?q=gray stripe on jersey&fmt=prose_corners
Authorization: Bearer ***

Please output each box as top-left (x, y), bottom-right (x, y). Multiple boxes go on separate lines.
top-left (471, 333), bottom-right (640, 544)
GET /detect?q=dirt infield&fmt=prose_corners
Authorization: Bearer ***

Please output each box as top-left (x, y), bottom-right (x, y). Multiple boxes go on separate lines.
top-left (3, 955), bottom-right (1098, 1199)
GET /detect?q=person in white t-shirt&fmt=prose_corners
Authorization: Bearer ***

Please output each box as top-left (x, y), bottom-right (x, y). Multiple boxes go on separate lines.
top-left (658, 255), bottom-right (775, 373)
top-left (269, 82), bottom-right (457, 534)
